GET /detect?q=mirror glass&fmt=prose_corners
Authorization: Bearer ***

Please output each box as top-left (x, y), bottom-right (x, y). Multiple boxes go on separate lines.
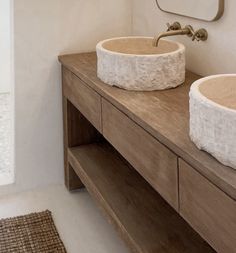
top-left (156, 0), bottom-right (224, 21)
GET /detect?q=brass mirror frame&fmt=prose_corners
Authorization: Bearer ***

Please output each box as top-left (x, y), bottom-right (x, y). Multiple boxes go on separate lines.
top-left (155, 0), bottom-right (224, 22)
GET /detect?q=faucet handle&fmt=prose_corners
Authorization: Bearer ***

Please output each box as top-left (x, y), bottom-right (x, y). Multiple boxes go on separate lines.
top-left (166, 23), bottom-right (171, 31)
top-left (184, 25), bottom-right (195, 38)
top-left (166, 22), bottom-right (182, 31)
top-left (192, 29), bottom-right (208, 41)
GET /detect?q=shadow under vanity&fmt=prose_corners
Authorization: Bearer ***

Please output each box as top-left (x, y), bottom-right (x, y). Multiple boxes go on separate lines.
top-left (59, 53), bottom-right (236, 253)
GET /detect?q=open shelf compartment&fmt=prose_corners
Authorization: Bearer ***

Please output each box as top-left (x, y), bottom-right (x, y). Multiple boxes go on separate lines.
top-left (68, 142), bottom-right (215, 253)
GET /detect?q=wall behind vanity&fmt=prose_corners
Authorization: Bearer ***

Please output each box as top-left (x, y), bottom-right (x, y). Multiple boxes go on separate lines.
top-left (132, 0), bottom-right (236, 76)
top-left (1, 0), bottom-right (132, 195)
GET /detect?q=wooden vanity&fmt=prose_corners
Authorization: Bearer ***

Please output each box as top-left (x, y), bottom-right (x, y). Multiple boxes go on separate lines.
top-left (59, 53), bottom-right (236, 253)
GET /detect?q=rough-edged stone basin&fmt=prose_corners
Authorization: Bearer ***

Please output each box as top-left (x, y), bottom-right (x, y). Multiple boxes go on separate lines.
top-left (96, 37), bottom-right (185, 91)
top-left (190, 75), bottom-right (236, 170)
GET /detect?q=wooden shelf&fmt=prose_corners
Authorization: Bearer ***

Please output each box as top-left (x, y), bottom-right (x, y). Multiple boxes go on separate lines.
top-left (68, 142), bottom-right (214, 253)
top-left (59, 53), bottom-right (236, 201)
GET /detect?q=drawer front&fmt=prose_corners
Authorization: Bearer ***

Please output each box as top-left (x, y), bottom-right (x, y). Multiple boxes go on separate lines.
top-left (179, 159), bottom-right (236, 253)
top-left (102, 99), bottom-right (178, 210)
top-left (62, 67), bottom-right (102, 132)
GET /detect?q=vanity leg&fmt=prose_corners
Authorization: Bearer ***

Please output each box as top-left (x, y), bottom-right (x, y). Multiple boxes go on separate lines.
top-left (63, 97), bottom-right (84, 190)
top-left (63, 97), bottom-right (103, 191)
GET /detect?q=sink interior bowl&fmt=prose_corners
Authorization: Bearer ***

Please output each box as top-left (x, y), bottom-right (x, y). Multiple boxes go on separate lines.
top-left (199, 76), bottom-right (236, 110)
top-left (96, 37), bottom-right (185, 91)
top-left (101, 37), bottom-right (180, 55)
top-left (190, 74), bottom-right (236, 169)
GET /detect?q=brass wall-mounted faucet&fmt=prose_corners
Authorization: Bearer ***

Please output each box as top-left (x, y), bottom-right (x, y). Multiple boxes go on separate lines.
top-left (153, 22), bottom-right (208, 47)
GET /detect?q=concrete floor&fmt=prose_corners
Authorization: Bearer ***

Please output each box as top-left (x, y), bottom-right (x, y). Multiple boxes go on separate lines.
top-left (0, 184), bottom-right (129, 253)
top-left (0, 93), bottom-right (13, 185)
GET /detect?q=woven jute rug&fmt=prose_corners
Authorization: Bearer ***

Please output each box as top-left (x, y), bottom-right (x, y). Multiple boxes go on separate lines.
top-left (0, 210), bottom-right (67, 253)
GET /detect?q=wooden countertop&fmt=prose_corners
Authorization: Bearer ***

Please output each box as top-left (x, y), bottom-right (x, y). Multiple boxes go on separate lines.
top-left (59, 52), bottom-right (236, 201)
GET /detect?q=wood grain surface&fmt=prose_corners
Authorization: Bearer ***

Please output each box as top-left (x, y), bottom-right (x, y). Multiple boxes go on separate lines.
top-left (179, 159), bottom-right (236, 253)
top-left (59, 53), bottom-right (236, 201)
top-left (68, 143), bottom-right (215, 253)
top-left (63, 67), bottom-right (102, 132)
top-left (102, 98), bottom-right (178, 210)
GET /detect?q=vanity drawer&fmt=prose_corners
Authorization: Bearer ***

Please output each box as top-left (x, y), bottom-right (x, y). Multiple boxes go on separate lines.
top-left (179, 159), bottom-right (236, 253)
top-left (62, 67), bottom-right (102, 132)
top-left (102, 99), bottom-right (178, 210)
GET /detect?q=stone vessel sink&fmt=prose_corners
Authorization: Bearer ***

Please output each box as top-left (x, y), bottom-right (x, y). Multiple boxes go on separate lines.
top-left (96, 37), bottom-right (185, 91)
top-left (190, 75), bottom-right (236, 169)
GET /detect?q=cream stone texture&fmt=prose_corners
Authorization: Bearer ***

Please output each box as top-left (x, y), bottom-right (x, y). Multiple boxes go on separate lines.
top-left (190, 75), bottom-right (236, 170)
top-left (97, 37), bottom-right (185, 91)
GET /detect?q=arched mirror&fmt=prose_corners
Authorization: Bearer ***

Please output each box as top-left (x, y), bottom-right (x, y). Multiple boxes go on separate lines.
top-left (155, 0), bottom-right (224, 21)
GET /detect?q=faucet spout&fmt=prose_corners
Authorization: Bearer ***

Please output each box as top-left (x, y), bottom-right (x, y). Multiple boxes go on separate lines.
top-left (153, 28), bottom-right (191, 47)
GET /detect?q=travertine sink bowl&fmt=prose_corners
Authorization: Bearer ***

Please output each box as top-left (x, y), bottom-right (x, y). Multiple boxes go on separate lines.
top-left (190, 75), bottom-right (236, 169)
top-left (96, 37), bottom-right (185, 91)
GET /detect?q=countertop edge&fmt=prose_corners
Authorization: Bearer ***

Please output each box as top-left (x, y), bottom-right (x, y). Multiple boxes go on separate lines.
top-left (59, 53), bottom-right (236, 201)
